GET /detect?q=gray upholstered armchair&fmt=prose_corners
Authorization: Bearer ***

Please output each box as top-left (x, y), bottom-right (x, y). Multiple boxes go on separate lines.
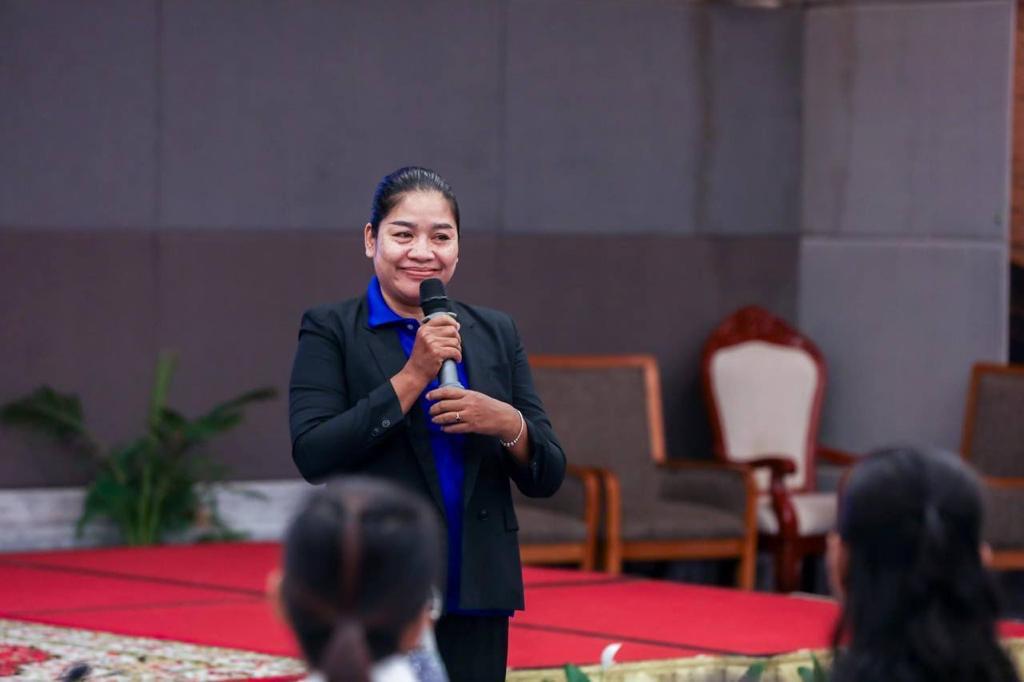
top-left (512, 464), bottom-right (601, 570)
top-left (516, 354), bottom-right (757, 588)
top-left (960, 362), bottom-right (1024, 570)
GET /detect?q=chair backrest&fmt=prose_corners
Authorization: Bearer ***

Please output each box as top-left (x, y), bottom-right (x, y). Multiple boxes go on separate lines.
top-left (529, 355), bottom-right (666, 504)
top-left (961, 362), bottom-right (1024, 477)
top-left (702, 306), bottom-right (825, 493)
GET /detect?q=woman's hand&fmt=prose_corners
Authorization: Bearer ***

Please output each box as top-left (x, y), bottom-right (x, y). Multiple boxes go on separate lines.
top-left (404, 316), bottom-right (462, 386)
top-left (390, 316), bottom-right (461, 415)
top-left (427, 387), bottom-right (521, 441)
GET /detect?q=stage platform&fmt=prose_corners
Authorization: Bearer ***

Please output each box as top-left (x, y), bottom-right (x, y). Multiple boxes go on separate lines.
top-left (1, 542), bottom-right (1022, 680)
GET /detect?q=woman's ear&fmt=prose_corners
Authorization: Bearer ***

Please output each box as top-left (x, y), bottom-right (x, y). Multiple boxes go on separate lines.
top-left (826, 531), bottom-right (849, 601)
top-left (980, 542), bottom-right (994, 568)
top-left (364, 223), bottom-right (376, 259)
top-left (396, 606), bottom-right (432, 653)
top-left (266, 568), bottom-right (286, 622)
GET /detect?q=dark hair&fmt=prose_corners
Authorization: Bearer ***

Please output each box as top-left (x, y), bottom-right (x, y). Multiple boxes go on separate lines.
top-left (369, 166), bottom-right (460, 236)
top-left (281, 477), bottom-right (444, 682)
top-left (831, 447), bottom-right (1018, 682)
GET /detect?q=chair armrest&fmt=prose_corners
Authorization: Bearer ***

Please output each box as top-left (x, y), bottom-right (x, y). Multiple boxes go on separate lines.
top-left (817, 446), bottom-right (859, 466)
top-left (982, 476), bottom-right (1024, 490)
top-left (516, 463), bottom-right (599, 521)
top-left (746, 456), bottom-right (796, 483)
top-left (744, 457), bottom-right (799, 538)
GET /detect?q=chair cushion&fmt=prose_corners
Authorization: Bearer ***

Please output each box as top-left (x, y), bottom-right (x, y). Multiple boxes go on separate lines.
top-left (514, 504), bottom-right (589, 545)
top-left (622, 499), bottom-right (747, 541)
top-left (757, 492), bottom-right (836, 536)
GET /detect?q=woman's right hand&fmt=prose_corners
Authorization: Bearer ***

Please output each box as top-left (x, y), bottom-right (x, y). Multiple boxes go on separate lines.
top-left (404, 315), bottom-right (462, 387)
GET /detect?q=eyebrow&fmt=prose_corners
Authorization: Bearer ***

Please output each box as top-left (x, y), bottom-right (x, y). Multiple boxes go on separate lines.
top-left (388, 220), bottom-right (456, 231)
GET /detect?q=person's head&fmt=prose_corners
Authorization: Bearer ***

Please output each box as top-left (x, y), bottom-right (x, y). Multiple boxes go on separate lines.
top-left (280, 477), bottom-right (444, 682)
top-left (828, 446), bottom-right (1017, 682)
top-left (364, 166), bottom-right (460, 318)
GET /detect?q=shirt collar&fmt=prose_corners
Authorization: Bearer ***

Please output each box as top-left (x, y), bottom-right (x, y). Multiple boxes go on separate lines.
top-left (366, 276), bottom-right (415, 328)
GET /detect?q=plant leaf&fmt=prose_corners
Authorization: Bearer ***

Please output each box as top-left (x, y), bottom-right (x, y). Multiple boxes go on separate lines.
top-left (203, 387), bottom-right (278, 417)
top-left (811, 653), bottom-right (828, 681)
top-left (0, 387), bottom-right (100, 455)
top-left (148, 352), bottom-right (177, 434)
top-left (562, 664), bottom-right (590, 682)
top-left (741, 661), bottom-right (766, 681)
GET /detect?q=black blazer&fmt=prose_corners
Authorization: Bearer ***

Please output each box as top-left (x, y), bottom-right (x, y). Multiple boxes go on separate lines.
top-left (288, 294), bottom-right (566, 610)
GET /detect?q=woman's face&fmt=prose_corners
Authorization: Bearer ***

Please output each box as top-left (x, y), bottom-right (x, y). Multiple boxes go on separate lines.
top-left (364, 190), bottom-right (459, 317)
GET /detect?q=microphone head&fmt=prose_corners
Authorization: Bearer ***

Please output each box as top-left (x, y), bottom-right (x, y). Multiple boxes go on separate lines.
top-left (419, 278), bottom-right (452, 317)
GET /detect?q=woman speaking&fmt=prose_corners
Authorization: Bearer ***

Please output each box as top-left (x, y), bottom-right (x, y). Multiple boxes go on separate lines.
top-left (288, 166), bottom-right (566, 681)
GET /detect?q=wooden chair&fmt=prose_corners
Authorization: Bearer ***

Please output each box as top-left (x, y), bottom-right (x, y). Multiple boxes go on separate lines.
top-left (960, 362), bottom-right (1024, 570)
top-left (513, 462), bottom-right (602, 570)
top-left (702, 306), bottom-right (857, 592)
top-left (525, 354), bottom-right (758, 589)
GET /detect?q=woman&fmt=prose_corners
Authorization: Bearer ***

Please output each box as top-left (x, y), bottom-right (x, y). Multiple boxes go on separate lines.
top-left (828, 447), bottom-right (1020, 682)
top-left (279, 477), bottom-right (445, 682)
top-left (288, 166), bottom-right (566, 681)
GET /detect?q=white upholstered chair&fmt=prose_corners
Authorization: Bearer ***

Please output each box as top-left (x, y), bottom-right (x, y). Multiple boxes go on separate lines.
top-left (702, 306), bottom-right (857, 592)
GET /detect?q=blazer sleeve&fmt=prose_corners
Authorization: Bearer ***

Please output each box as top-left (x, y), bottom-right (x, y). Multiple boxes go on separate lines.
top-left (500, 318), bottom-right (566, 498)
top-left (288, 307), bottom-right (405, 482)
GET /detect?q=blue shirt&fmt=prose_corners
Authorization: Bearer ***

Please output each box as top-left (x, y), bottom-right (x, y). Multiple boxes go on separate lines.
top-left (365, 277), bottom-right (481, 614)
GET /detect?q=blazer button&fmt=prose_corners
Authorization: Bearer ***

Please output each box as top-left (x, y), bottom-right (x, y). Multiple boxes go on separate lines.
top-left (371, 427), bottom-right (381, 437)
top-left (477, 509), bottom-right (489, 520)
top-left (382, 418), bottom-right (391, 428)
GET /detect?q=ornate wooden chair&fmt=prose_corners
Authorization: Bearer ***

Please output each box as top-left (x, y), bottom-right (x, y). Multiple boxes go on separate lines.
top-left (523, 354), bottom-right (758, 588)
top-left (702, 306), bottom-right (857, 592)
top-left (960, 362), bottom-right (1024, 570)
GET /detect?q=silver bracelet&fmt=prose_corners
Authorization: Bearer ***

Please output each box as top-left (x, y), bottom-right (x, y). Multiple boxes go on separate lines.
top-left (500, 409), bottom-right (525, 448)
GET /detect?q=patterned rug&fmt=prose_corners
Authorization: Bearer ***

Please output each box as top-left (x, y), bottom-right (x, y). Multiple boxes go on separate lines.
top-left (0, 618), bottom-right (306, 680)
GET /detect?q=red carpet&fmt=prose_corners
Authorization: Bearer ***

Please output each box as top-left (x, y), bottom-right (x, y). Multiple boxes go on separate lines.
top-left (1, 542), bottom-right (1022, 670)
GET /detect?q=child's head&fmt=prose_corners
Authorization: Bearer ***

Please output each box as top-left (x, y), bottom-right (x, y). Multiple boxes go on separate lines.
top-left (280, 477), bottom-right (444, 681)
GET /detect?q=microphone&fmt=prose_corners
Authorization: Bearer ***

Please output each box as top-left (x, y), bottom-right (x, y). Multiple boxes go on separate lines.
top-left (419, 278), bottom-right (464, 389)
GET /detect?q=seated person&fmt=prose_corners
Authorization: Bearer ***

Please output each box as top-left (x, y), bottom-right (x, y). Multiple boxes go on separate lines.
top-left (278, 476), bottom-right (447, 682)
top-left (828, 446), bottom-right (1020, 682)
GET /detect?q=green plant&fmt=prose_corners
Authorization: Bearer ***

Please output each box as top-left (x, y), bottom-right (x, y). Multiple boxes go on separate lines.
top-left (796, 654), bottom-right (829, 682)
top-left (0, 352), bottom-right (276, 545)
top-left (741, 661), bottom-right (767, 681)
top-left (562, 663), bottom-right (590, 682)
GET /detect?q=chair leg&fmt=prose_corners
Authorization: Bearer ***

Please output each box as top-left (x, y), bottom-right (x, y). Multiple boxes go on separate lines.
top-left (775, 541), bottom-right (802, 593)
top-left (736, 549), bottom-right (756, 591)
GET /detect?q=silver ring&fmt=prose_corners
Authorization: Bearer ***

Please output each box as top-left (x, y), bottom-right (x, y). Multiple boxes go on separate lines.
top-left (454, 412), bottom-right (461, 423)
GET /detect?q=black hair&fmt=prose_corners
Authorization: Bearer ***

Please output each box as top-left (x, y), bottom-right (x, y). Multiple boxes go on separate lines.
top-left (831, 447), bottom-right (1019, 682)
top-left (368, 166), bottom-right (460, 236)
top-left (281, 477), bottom-right (444, 682)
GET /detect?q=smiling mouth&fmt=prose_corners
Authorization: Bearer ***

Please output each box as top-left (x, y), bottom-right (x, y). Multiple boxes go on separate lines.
top-left (402, 269), bottom-right (439, 278)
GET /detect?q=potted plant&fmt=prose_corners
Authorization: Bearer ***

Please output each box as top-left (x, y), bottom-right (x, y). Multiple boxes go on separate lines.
top-left (0, 352), bottom-right (276, 545)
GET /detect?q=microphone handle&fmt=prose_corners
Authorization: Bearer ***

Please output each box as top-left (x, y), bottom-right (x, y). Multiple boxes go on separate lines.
top-left (439, 360), bottom-right (463, 389)
top-left (422, 311), bottom-right (465, 389)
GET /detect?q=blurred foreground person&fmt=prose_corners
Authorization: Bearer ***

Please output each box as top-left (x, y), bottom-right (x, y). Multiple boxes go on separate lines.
top-left (280, 477), bottom-right (447, 682)
top-left (828, 447), bottom-right (1020, 682)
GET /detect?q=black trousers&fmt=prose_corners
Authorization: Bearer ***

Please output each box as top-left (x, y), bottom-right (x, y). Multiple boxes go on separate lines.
top-left (435, 613), bottom-right (509, 682)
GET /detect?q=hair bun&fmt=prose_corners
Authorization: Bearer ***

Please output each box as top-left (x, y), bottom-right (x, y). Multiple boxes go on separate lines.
top-left (319, 616), bottom-right (372, 682)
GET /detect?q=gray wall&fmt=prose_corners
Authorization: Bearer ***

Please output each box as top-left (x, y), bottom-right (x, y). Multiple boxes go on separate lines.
top-left (0, 0), bottom-right (1012, 487)
top-left (0, 0), bottom-right (801, 487)
top-left (799, 0), bottom-right (1014, 452)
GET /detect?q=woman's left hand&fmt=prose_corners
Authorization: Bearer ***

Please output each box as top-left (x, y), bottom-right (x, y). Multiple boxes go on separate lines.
top-left (426, 387), bottom-right (521, 440)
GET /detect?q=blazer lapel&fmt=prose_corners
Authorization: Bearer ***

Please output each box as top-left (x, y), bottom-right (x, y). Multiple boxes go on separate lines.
top-left (459, 308), bottom-right (504, 511)
top-left (365, 322), bottom-right (446, 514)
